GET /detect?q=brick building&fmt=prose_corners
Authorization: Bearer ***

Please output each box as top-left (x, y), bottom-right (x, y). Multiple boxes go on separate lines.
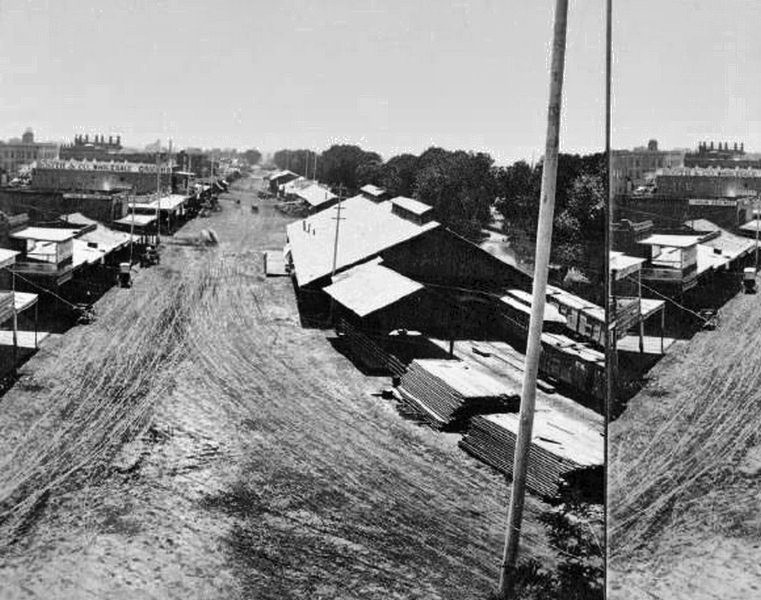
top-left (611, 139), bottom-right (686, 195)
top-left (0, 129), bottom-right (59, 176)
top-left (32, 159), bottom-right (172, 195)
top-left (684, 141), bottom-right (761, 169)
top-left (655, 166), bottom-right (761, 198)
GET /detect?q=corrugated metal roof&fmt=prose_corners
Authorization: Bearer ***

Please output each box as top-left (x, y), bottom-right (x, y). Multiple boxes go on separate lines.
top-left (390, 196), bottom-right (433, 216)
top-left (286, 195), bottom-right (440, 287)
top-left (324, 262), bottom-right (423, 317)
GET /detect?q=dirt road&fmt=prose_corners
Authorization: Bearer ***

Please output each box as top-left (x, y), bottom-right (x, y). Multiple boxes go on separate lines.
top-left (609, 287), bottom-right (761, 599)
top-left (0, 178), bottom-right (552, 600)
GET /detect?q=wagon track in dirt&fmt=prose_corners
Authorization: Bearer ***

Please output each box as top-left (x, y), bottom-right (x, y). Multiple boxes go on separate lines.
top-left (0, 177), bottom-right (552, 599)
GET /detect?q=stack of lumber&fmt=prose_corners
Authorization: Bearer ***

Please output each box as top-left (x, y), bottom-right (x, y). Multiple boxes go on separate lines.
top-left (337, 318), bottom-right (406, 376)
top-left (397, 359), bottom-right (519, 430)
top-left (460, 409), bottom-right (604, 498)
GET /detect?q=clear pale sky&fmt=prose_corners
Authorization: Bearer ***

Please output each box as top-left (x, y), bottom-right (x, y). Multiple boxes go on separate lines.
top-left (613, 0), bottom-right (761, 153)
top-left (0, 0), bottom-right (606, 164)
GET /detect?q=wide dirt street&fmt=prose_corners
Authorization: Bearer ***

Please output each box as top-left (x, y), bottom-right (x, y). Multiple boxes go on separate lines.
top-left (0, 177), bottom-right (552, 600)
top-left (609, 285), bottom-right (761, 600)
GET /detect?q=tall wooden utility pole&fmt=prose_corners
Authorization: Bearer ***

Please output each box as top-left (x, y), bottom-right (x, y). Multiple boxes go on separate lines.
top-left (155, 143), bottom-right (161, 244)
top-left (498, 0), bottom-right (569, 596)
top-left (329, 184), bottom-right (346, 322)
top-left (605, 0), bottom-right (617, 417)
top-left (755, 196), bottom-right (760, 272)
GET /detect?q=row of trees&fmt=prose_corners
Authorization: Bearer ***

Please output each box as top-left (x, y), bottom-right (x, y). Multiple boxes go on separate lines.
top-left (272, 144), bottom-right (499, 240)
top-left (269, 144), bottom-right (605, 299)
top-left (494, 154), bottom-right (605, 301)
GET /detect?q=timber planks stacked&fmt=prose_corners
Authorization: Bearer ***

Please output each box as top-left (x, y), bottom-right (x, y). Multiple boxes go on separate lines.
top-left (338, 318), bottom-right (406, 376)
top-left (397, 359), bottom-right (518, 430)
top-left (460, 411), bottom-right (604, 498)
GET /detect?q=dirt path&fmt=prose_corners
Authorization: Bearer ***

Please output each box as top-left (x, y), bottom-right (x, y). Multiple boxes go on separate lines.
top-left (0, 178), bottom-right (552, 600)
top-left (609, 287), bottom-right (761, 599)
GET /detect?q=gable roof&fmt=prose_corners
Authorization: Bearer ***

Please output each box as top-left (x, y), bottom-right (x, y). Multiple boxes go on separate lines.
top-left (360, 184), bottom-right (386, 198)
top-left (390, 196), bottom-right (433, 216)
top-left (294, 183), bottom-right (338, 208)
top-left (324, 261), bottom-right (424, 317)
top-left (286, 195), bottom-right (440, 287)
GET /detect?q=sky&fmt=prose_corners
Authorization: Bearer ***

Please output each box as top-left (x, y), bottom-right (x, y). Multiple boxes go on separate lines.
top-left (0, 0), bottom-right (607, 164)
top-left (612, 0), bottom-right (761, 153)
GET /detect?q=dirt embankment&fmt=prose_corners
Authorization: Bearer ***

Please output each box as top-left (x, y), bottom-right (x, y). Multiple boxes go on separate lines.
top-left (0, 178), bottom-right (552, 600)
top-left (609, 288), bottom-right (761, 600)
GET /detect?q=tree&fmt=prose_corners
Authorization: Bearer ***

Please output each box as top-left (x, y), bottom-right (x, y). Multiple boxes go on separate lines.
top-left (355, 159), bottom-right (383, 188)
top-left (273, 149), bottom-right (314, 177)
top-left (494, 160), bottom-right (541, 227)
top-left (379, 153), bottom-right (418, 197)
top-left (318, 144), bottom-right (382, 191)
top-left (242, 148), bottom-right (262, 166)
top-left (414, 149), bottom-right (496, 240)
top-left (562, 173), bottom-right (605, 240)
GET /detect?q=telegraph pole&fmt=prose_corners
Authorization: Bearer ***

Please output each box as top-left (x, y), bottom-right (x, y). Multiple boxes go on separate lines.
top-left (498, 0), bottom-right (568, 596)
top-left (329, 184), bottom-right (346, 322)
top-left (754, 195), bottom-right (760, 272)
top-left (155, 142), bottom-right (161, 245)
top-left (605, 1), bottom-right (617, 423)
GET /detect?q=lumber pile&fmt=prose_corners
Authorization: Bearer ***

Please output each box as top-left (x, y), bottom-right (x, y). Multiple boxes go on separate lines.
top-left (337, 318), bottom-right (406, 376)
top-left (460, 411), bottom-right (604, 498)
top-left (397, 359), bottom-right (519, 430)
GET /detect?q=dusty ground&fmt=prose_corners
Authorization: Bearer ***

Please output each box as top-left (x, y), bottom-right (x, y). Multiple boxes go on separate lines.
top-left (609, 287), bottom-right (761, 599)
top-left (0, 177), bottom-right (553, 600)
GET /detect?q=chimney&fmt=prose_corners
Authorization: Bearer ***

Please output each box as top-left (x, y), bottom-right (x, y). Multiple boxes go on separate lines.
top-left (710, 141), bottom-right (714, 150)
top-left (734, 142), bottom-right (738, 152)
top-left (742, 143), bottom-right (745, 153)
